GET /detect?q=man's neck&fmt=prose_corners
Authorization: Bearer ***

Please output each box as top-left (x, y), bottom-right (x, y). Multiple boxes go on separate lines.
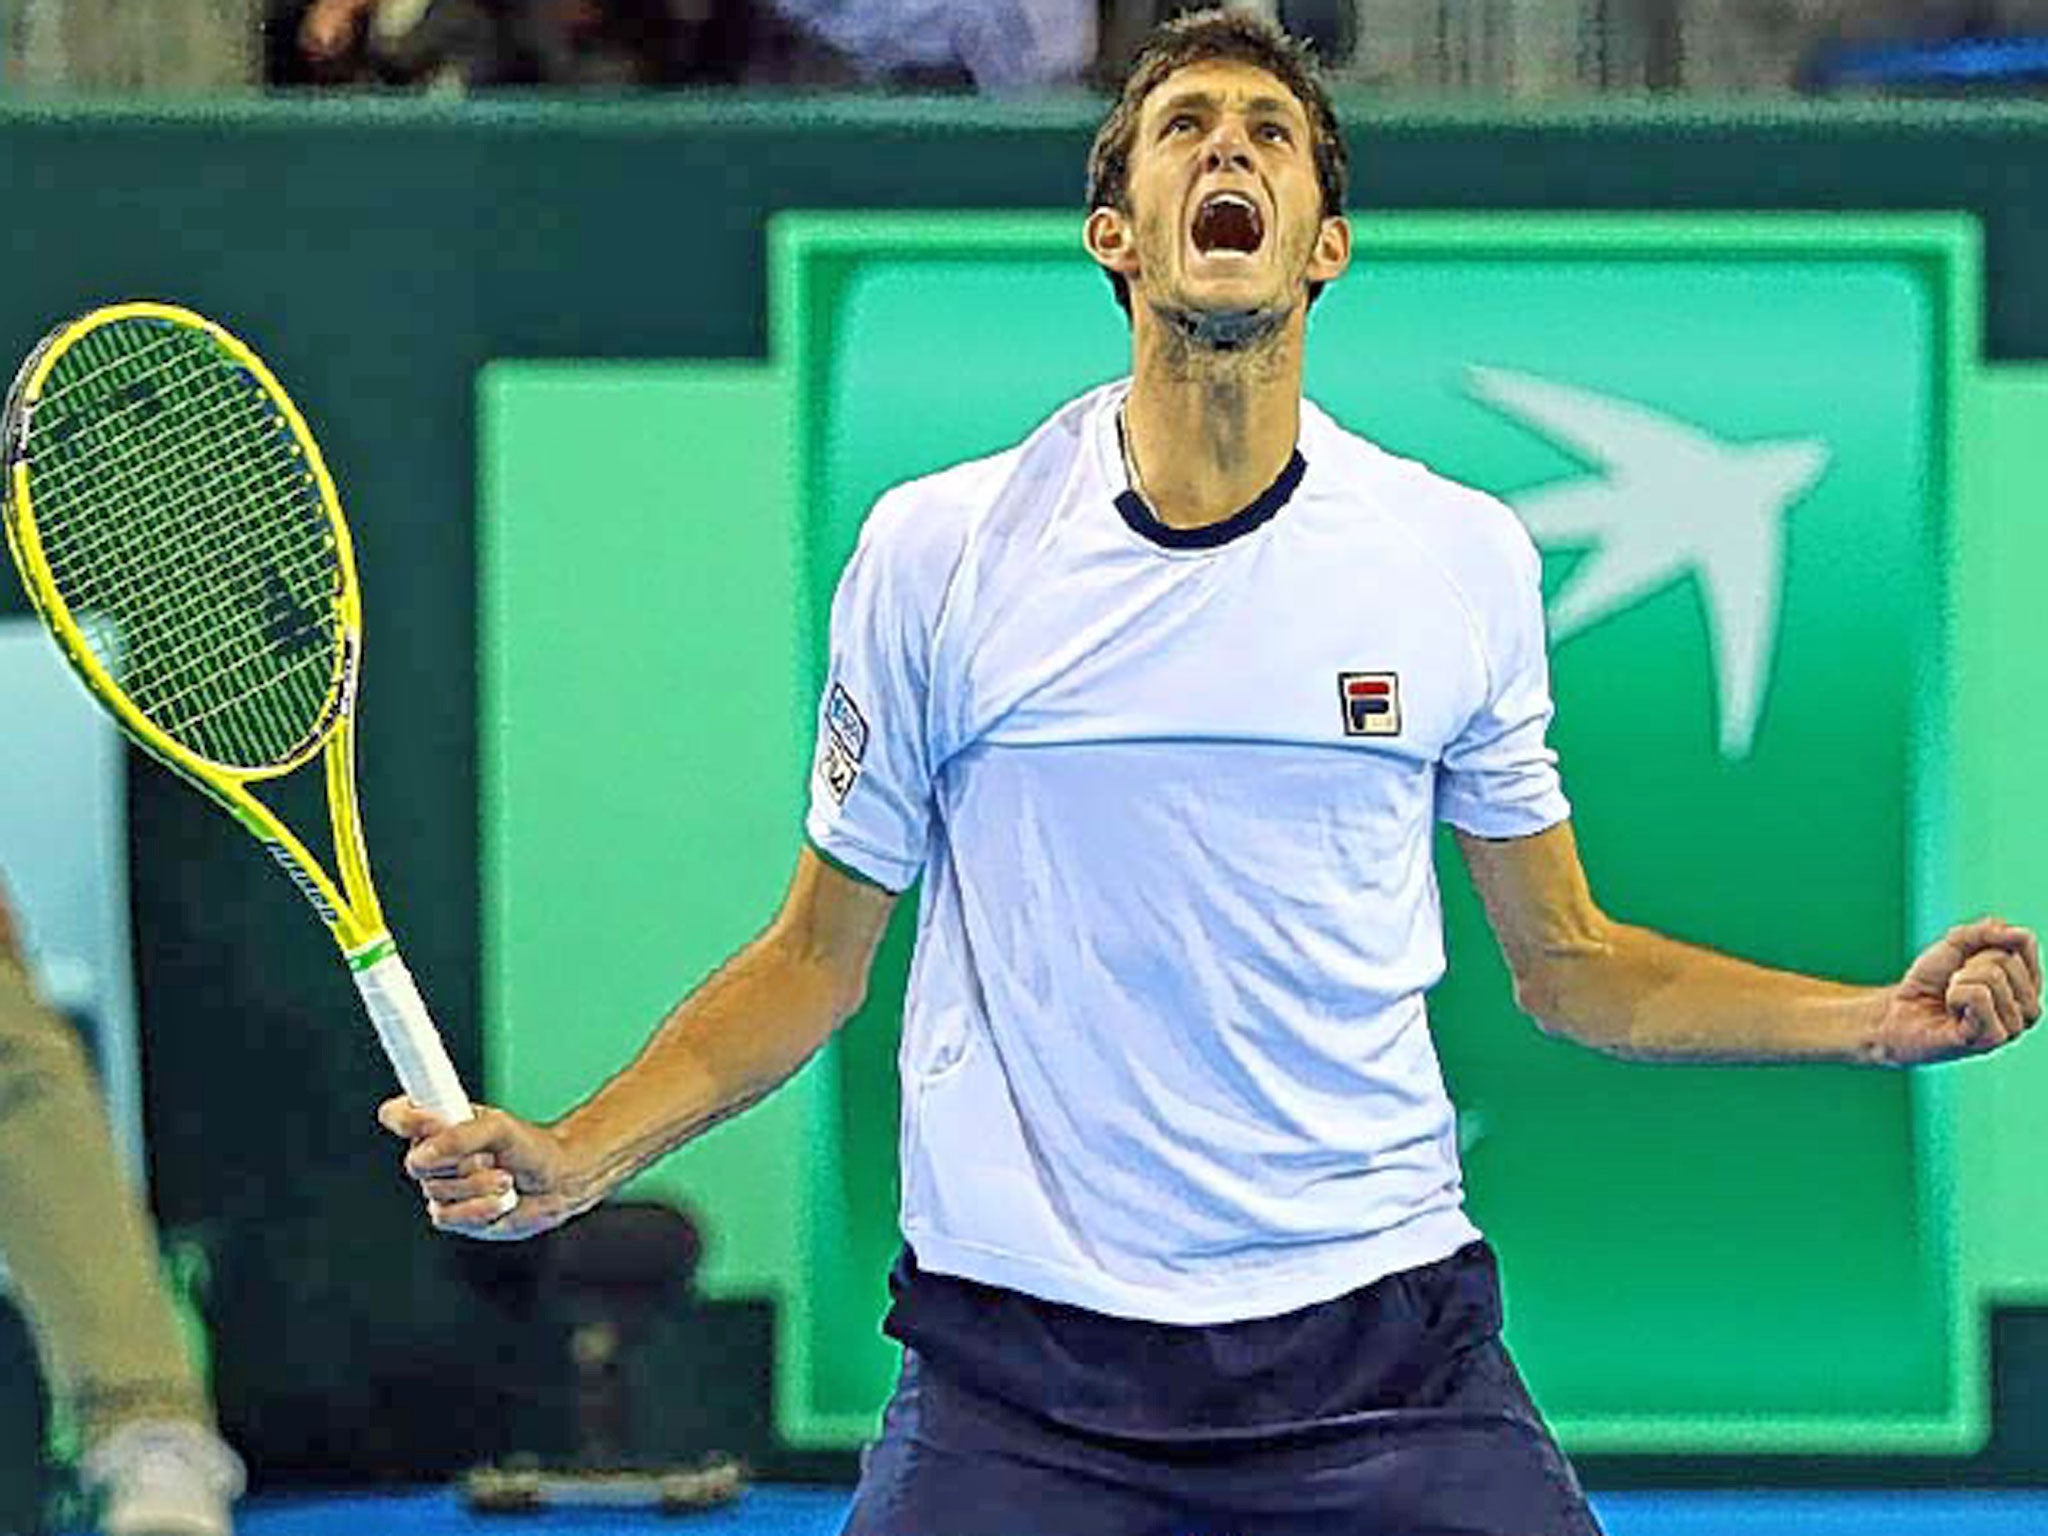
top-left (1121, 304), bottom-right (1306, 531)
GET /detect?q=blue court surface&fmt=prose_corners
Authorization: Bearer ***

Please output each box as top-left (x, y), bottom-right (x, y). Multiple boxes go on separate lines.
top-left (203, 1486), bottom-right (2048, 1536)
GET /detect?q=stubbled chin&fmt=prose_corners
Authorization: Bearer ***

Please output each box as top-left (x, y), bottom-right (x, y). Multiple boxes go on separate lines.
top-left (1177, 260), bottom-right (1281, 301)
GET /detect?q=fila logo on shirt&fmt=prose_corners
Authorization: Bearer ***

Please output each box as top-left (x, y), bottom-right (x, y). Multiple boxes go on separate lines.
top-left (1339, 671), bottom-right (1401, 737)
top-left (819, 682), bottom-right (870, 803)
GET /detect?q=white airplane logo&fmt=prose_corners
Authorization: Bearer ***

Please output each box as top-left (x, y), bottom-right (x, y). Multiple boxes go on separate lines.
top-left (1465, 366), bottom-right (1830, 760)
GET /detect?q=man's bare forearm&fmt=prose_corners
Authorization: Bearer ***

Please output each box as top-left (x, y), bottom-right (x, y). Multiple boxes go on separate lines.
top-left (1519, 918), bottom-right (1888, 1065)
top-left (547, 929), bottom-right (864, 1209)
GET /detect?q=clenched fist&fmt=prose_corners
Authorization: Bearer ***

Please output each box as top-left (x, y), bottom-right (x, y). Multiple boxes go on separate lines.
top-left (1876, 918), bottom-right (2042, 1066)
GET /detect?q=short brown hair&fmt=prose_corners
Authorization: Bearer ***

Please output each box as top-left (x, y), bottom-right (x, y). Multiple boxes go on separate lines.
top-left (1086, 7), bottom-right (1350, 316)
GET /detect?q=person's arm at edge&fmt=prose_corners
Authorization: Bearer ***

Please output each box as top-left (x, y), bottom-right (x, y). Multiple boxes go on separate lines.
top-left (1458, 820), bottom-right (2041, 1067)
top-left (379, 845), bottom-right (895, 1239)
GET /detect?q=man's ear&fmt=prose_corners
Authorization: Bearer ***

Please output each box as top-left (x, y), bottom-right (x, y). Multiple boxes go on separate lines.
top-left (1307, 214), bottom-right (1352, 286)
top-left (1085, 206), bottom-right (1141, 281)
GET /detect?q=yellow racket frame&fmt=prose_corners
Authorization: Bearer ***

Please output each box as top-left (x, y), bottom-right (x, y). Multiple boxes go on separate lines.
top-left (3, 301), bottom-right (391, 963)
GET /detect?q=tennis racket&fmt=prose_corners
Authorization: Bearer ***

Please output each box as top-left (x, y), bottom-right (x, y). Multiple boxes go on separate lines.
top-left (1, 300), bottom-right (477, 1128)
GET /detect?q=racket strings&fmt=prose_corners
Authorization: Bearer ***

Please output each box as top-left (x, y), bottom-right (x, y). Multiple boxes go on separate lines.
top-left (36, 357), bottom-right (318, 629)
top-left (23, 319), bottom-right (345, 770)
top-left (41, 379), bottom-right (311, 666)
top-left (36, 390), bottom-right (332, 765)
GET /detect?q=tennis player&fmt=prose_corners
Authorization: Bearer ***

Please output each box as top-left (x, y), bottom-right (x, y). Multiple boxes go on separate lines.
top-left (385, 10), bottom-right (2042, 1532)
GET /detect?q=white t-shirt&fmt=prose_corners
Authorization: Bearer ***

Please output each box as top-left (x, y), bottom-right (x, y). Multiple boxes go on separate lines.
top-left (806, 380), bottom-right (1570, 1325)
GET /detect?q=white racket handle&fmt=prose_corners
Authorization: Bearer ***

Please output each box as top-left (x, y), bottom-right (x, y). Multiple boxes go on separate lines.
top-left (353, 951), bottom-right (476, 1125)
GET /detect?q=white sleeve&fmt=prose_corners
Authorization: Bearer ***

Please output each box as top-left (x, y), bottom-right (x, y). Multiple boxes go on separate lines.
top-left (803, 499), bottom-right (938, 893)
top-left (1436, 530), bottom-right (1572, 839)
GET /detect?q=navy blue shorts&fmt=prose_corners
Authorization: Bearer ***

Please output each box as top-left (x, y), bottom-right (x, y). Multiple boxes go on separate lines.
top-left (840, 1242), bottom-right (1603, 1536)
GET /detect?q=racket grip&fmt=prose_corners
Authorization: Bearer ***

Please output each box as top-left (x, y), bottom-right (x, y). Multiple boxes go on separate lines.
top-left (353, 950), bottom-right (476, 1125)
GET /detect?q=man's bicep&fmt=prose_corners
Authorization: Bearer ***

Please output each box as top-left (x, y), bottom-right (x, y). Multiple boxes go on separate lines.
top-left (804, 495), bottom-right (942, 892)
top-left (770, 845), bottom-right (899, 1006)
top-left (1454, 820), bottom-right (1608, 983)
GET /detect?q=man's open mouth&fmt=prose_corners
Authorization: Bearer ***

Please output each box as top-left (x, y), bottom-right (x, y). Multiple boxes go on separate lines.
top-left (1191, 191), bottom-right (1265, 255)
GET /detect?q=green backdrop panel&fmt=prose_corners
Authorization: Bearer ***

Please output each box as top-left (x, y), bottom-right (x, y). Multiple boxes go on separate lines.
top-left (478, 364), bottom-right (843, 1429)
top-left (1951, 367), bottom-right (2048, 1305)
top-left (482, 214), bottom-right (2048, 1458)
top-left (781, 212), bottom-right (1974, 1451)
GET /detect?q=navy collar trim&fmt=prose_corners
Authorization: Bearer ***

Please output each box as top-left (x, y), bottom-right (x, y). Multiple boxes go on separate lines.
top-left (1113, 414), bottom-right (1308, 551)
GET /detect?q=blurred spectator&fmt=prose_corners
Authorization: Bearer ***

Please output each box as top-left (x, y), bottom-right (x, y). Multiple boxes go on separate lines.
top-left (0, 876), bottom-right (244, 1535)
top-left (41, 0), bottom-right (2048, 99)
top-left (273, 0), bottom-right (1095, 90)
top-left (7, 0), bottom-right (258, 91)
top-left (1341, 0), bottom-right (2048, 99)
top-left (1791, 0), bottom-right (2048, 93)
top-left (275, 0), bottom-right (705, 87)
top-left (754, 0), bottom-right (1096, 90)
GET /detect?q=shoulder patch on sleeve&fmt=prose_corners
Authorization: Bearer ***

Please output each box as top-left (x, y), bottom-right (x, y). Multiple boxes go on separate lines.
top-left (825, 683), bottom-right (870, 762)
